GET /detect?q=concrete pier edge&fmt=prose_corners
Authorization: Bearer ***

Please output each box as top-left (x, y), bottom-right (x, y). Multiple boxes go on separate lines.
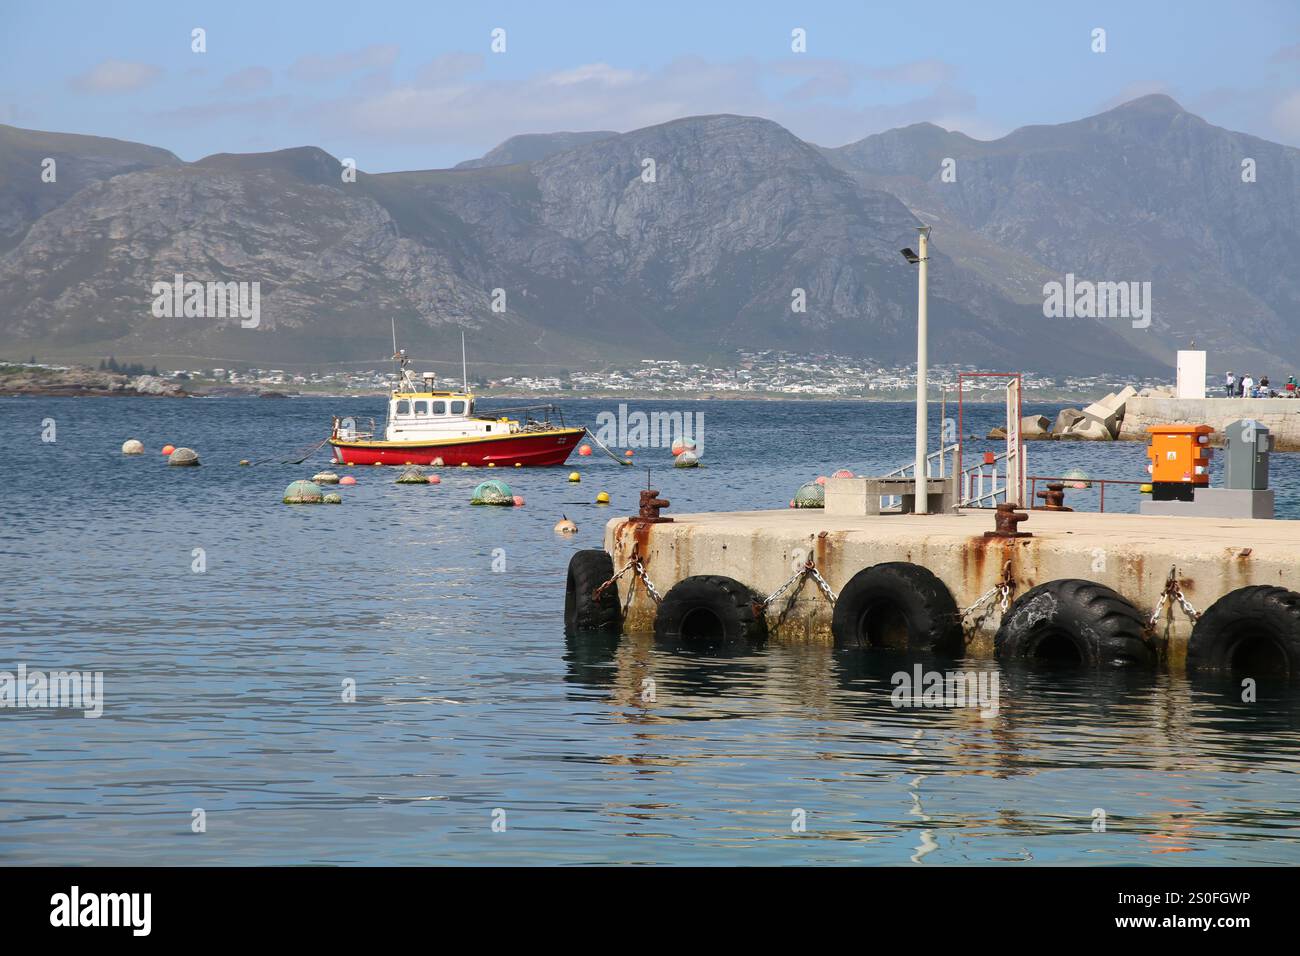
top-left (604, 508), bottom-right (1297, 672)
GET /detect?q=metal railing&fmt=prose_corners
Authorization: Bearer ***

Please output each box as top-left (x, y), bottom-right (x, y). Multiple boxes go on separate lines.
top-left (334, 416), bottom-right (378, 440)
top-left (1027, 475), bottom-right (1147, 513)
top-left (475, 403), bottom-right (567, 428)
top-left (878, 443), bottom-right (958, 509)
top-left (961, 448), bottom-right (1021, 507)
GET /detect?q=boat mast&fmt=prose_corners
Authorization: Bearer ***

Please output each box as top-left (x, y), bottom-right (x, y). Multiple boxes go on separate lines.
top-left (390, 317), bottom-right (415, 392)
top-left (461, 330), bottom-right (469, 392)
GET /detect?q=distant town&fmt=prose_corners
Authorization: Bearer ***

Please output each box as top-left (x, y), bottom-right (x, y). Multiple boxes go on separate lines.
top-left (4, 350), bottom-right (1170, 402)
top-left (140, 350), bottom-right (1168, 401)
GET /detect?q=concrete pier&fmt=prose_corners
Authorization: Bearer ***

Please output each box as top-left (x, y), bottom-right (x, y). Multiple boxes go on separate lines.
top-left (1118, 396), bottom-right (1300, 450)
top-left (603, 508), bottom-right (1299, 671)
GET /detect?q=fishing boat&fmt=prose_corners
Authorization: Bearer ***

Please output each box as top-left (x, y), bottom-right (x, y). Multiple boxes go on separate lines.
top-left (328, 331), bottom-right (585, 467)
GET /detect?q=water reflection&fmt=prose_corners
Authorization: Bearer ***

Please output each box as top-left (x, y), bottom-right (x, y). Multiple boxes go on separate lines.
top-left (562, 629), bottom-right (1300, 863)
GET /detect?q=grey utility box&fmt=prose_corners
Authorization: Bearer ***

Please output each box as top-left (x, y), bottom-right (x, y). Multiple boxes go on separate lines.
top-left (1223, 419), bottom-right (1271, 490)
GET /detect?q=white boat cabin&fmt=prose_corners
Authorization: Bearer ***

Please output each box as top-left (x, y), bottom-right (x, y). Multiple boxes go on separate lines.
top-left (383, 390), bottom-right (513, 442)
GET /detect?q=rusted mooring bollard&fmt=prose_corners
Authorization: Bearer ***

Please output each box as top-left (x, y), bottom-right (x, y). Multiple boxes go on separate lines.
top-left (985, 502), bottom-right (1031, 538)
top-left (637, 489), bottom-right (673, 524)
top-left (1035, 482), bottom-right (1073, 512)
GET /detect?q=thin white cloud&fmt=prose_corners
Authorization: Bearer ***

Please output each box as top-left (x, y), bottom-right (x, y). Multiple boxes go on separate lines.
top-left (69, 59), bottom-right (161, 94)
top-left (416, 53), bottom-right (483, 86)
top-left (151, 95), bottom-right (293, 127)
top-left (289, 44), bottom-right (399, 83)
top-left (1272, 90), bottom-right (1300, 139)
top-left (543, 63), bottom-right (642, 88)
top-left (221, 66), bottom-right (273, 93)
top-left (323, 52), bottom-right (988, 158)
top-left (1269, 43), bottom-right (1300, 63)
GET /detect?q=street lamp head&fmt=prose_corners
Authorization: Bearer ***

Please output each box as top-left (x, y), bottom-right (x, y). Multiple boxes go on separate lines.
top-left (900, 247), bottom-right (920, 264)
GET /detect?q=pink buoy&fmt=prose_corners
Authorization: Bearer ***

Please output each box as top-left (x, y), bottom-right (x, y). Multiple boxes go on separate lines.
top-left (814, 475), bottom-right (828, 486)
top-left (339, 475), bottom-right (357, 485)
top-left (512, 495), bottom-right (525, 506)
top-left (427, 475), bottom-right (441, 485)
top-left (832, 469), bottom-right (853, 479)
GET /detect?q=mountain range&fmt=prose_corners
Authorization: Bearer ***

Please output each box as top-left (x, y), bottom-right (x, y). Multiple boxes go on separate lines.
top-left (1, 94), bottom-right (1296, 377)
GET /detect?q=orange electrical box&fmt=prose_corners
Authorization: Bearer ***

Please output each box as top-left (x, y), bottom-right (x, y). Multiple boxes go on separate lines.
top-left (1146, 424), bottom-right (1213, 485)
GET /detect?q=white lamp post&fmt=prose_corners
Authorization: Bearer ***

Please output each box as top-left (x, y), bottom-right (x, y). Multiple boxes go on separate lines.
top-left (901, 225), bottom-right (931, 514)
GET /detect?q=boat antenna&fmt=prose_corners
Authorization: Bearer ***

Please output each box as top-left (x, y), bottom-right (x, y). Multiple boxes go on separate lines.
top-left (461, 330), bottom-right (469, 392)
top-left (389, 317), bottom-right (413, 390)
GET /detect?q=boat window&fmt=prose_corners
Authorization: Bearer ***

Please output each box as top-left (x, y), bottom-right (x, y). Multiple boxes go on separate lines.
top-left (432, 401), bottom-right (447, 415)
top-left (395, 400), bottom-right (410, 415)
top-left (451, 400), bottom-right (466, 415)
top-left (414, 400), bottom-right (428, 415)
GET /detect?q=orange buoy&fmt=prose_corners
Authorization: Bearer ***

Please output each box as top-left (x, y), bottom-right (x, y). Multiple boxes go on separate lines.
top-left (578, 445), bottom-right (592, 456)
top-left (512, 495), bottom-right (525, 506)
top-left (340, 476), bottom-right (357, 485)
top-left (814, 475), bottom-right (828, 485)
top-left (161, 444), bottom-right (175, 456)
top-left (427, 475), bottom-right (442, 485)
top-left (624, 449), bottom-right (634, 458)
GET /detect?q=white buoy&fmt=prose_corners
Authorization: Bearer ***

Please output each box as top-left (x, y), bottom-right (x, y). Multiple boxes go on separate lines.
top-left (121, 439), bottom-right (144, 455)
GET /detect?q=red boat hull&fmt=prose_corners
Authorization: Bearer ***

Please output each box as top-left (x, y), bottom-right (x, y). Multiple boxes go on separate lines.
top-left (330, 428), bottom-right (584, 467)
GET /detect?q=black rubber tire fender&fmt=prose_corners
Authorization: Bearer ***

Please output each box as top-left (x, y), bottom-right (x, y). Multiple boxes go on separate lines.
top-left (564, 549), bottom-right (622, 635)
top-left (1187, 585), bottom-right (1300, 676)
top-left (994, 579), bottom-right (1153, 667)
top-left (830, 561), bottom-right (963, 653)
top-left (653, 575), bottom-right (766, 645)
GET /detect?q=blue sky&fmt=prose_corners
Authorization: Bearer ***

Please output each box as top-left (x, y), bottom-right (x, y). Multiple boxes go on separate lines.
top-left (2, 0), bottom-right (1297, 171)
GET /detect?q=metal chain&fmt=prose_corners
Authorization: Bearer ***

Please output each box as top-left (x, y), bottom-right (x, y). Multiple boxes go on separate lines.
top-left (1149, 566), bottom-right (1199, 628)
top-left (632, 553), bottom-right (663, 604)
top-left (758, 559), bottom-right (837, 611)
top-left (807, 564), bottom-right (838, 604)
top-left (960, 561), bottom-right (1014, 633)
top-left (592, 549), bottom-right (664, 607)
top-left (591, 557), bottom-right (636, 604)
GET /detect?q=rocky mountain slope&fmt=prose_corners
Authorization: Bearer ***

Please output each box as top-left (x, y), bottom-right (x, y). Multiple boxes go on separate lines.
top-left (824, 94), bottom-right (1300, 372)
top-left (0, 125), bottom-right (179, 254)
top-left (0, 97), bottom-right (1293, 375)
top-left (454, 130), bottom-right (617, 169)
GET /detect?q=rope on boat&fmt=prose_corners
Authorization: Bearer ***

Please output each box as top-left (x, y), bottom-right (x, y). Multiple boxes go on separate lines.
top-left (583, 427), bottom-right (632, 466)
top-left (247, 435), bottom-right (331, 466)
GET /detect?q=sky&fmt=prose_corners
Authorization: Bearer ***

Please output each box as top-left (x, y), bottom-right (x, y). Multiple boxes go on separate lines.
top-left (2, 0), bottom-right (1298, 172)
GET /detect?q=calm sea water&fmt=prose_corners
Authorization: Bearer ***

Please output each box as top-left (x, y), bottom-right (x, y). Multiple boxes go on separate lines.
top-left (2, 395), bottom-right (1298, 865)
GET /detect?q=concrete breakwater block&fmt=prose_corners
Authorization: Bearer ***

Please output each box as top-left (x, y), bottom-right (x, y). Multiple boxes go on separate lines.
top-left (1021, 415), bottom-right (1052, 439)
top-left (1061, 417), bottom-right (1114, 441)
top-left (1051, 408), bottom-right (1086, 436)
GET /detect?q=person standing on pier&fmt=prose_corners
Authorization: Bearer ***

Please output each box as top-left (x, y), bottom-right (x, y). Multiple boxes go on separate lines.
top-left (1241, 373), bottom-right (1255, 397)
top-left (1225, 371), bottom-right (1236, 397)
